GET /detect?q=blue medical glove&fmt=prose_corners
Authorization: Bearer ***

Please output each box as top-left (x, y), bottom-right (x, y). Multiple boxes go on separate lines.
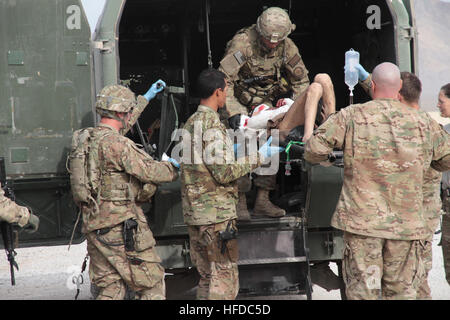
top-left (258, 136), bottom-right (285, 158)
top-left (233, 143), bottom-right (241, 157)
top-left (144, 79), bottom-right (166, 101)
top-left (168, 157), bottom-right (180, 169)
top-left (162, 152), bottom-right (180, 169)
top-left (355, 64), bottom-right (369, 81)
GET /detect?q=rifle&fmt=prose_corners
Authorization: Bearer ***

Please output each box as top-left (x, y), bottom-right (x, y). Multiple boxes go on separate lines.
top-left (241, 75), bottom-right (273, 85)
top-left (0, 157), bottom-right (19, 286)
top-left (135, 120), bottom-right (153, 155)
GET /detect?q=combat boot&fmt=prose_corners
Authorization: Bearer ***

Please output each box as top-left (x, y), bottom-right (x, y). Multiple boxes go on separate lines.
top-left (310, 262), bottom-right (342, 292)
top-left (237, 193), bottom-right (251, 221)
top-left (253, 189), bottom-right (286, 218)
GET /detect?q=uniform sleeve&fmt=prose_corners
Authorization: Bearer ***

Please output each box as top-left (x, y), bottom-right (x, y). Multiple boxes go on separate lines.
top-left (218, 76), bottom-right (249, 119)
top-left (283, 39), bottom-right (310, 99)
top-left (304, 109), bottom-right (349, 163)
top-left (219, 32), bottom-right (251, 119)
top-left (122, 95), bottom-right (149, 136)
top-left (430, 121), bottom-right (450, 172)
top-left (203, 119), bottom-right (262, 185)
top-left (120, 140), bottom-right (179, 184)
top-left (359, 74), bottom-right (372, 97)
top-left (0, 186), bottom-right (30, 227)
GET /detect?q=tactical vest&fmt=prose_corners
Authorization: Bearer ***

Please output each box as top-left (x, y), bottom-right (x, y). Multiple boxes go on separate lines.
top-left (68, 127), bottom-right (137, 209)
top-left (233, 27), bottom-right (289, 107)
top-left (99, 171), bottom-right (136, 202)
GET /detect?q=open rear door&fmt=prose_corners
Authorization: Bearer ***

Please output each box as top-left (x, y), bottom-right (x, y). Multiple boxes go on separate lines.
top-left (401, 0), bottom-right (419, 74)
top-left (388, 0), bottom-right (417, 72)
top-left (92, 0), bottom-right (126, 95)
top-left (0, 0), bottom-right (94, 247)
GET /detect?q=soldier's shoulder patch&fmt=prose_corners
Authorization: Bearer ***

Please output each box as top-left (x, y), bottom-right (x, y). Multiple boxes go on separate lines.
top-left (233, 51), bottom-right (246, 65)
top-left (245, 46), bottom-right (253, 58)
top-left (287, 54), bottom-right (302, 68)
top-left (293, 66), bottom-right (304, 78)
top-left (220, 50), bottom-right (247, 77)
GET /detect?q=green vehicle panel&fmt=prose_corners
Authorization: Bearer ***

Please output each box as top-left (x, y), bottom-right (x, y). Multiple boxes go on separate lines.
top-left (0, 0), bottom-right (417, 298)
top-left (0, 0), bottom-right (93, 247)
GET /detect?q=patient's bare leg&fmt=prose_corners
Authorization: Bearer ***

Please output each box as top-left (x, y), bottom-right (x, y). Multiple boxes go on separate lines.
top-left (313, 73), bottom-right (336, 119)
top-left (302, 82), bottom-right (324, 142)
top-left (277, 88), bottom-right (307, 141)
top-left (276, 73), bottom-right (336, 142)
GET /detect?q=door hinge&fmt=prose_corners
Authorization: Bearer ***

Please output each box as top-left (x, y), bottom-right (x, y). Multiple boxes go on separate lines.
top-left (92, 40), bottom-right (112, 53)
top-left (402, 26), bottom-right (417, 40)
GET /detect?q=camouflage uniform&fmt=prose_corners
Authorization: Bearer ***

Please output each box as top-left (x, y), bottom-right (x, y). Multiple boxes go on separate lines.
top-left (79, 86), bottom-right (178, 300)
top-left (0, 185), bottom-right (30, 227)
top-left (442, 124), bottom-right (450, 284)
top-left (359, 75), bottom-right (444, 297)
top-left (359, 75), bottom-right (373, 96)
top-left (417, 145), bottom-right (443, 299)
top-left (219, 8), bottom-right (309, 195)
top-left (218, 24), bottom-right (309, 118)
top-left (181, 105), bottom-right (262, 299)
top-left (305, 98), bottom-right (450, 299)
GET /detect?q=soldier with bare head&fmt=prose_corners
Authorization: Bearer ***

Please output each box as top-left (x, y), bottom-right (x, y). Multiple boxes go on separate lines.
top-left (397, 72), bottom-right (443, 299)
top-left (219, 7), bottom-right (336, 220)
top-left (305, 62), bottom-right (450, 300)
top-left (70, 81), bottom-right (179, 300)
top-left (180, 68), bottom-right (282, 300)
top-left (437, 83), bottom-right (450, 286)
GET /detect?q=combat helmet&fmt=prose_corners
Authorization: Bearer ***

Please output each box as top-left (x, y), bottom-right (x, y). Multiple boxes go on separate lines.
top-left (95, 84), bottom-right (136, 116)
top-left (256, 7), bottom-right (295, 43)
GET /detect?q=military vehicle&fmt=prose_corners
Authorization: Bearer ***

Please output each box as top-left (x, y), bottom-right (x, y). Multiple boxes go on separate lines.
top-left (0, 0), bottom-right (418, 299)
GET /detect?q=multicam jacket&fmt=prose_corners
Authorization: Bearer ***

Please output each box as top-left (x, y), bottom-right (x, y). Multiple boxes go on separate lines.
top-left (81, 124), bottom-right (178, 233)
top-left (443, 124), bottom-right (450, 190)
top-left (422, 113), bottom-right (445, 238)
top-left (359, 74), bottom-right (445, 237)
top-left (219, 25), bottom-right (310, 118)
top-left (422, 166), bottom-right (442, 238)
top-left (305, 98), bottom-right (450, 240)
top-left (0, 185), bottom-right (30, 227)
top-left (181, 105), bottom-right (263, 226)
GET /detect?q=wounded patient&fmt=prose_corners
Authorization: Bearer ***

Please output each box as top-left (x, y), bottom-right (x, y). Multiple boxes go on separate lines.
top-left (235, 73), bottom-right (336, 142)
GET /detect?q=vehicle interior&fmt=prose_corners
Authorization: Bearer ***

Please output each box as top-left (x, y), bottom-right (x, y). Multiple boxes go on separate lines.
top-left (118, 0), bottom-right (396, 223)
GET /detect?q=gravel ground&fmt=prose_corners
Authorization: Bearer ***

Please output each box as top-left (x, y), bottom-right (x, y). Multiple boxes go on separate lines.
top-left (0, 232), bottom-right (449, 300)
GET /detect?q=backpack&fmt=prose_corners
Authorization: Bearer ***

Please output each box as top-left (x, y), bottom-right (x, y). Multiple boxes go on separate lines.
top-left (67, 128), bottom-right (111, 206)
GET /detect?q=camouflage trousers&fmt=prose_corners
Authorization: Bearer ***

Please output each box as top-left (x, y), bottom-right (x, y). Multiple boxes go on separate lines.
top-left (86, 223), bottom-right (165, 300)
top-left (417, 240), bottom-right (433, 300)
top-left (442, 209), bottom-right (450, 285)
top-left (342, 232), bottom-right (427, 300)
top-left (188, 219), bottom-right (239, 300)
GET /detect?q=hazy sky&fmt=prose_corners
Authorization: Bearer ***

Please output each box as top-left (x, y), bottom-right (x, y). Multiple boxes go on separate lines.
top-left (80, 0), bottom-right (106, 32)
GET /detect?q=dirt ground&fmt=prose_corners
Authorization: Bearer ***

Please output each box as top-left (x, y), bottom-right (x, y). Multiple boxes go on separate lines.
top-left (0, 232), bottom-right (449, 300)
